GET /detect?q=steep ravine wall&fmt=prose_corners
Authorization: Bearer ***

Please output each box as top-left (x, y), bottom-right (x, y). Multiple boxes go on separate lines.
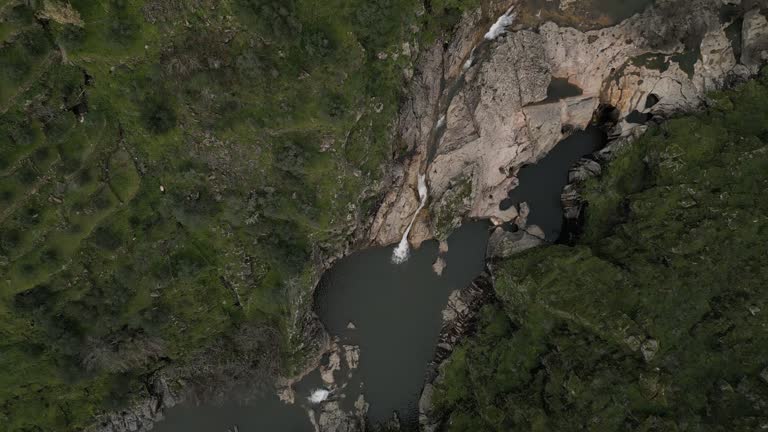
top-left (372, 0), bottom-right (768, 250)
top-left (415, 2), bottom-right (768, 430)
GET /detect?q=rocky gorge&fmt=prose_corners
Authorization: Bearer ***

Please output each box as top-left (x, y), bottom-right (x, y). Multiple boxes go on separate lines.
top-left (292, 1), bottom-right (768, 431)
top-left (371, 0), bottom-right (768, 249)
top-left (85, 0), bottom-right (768, 431)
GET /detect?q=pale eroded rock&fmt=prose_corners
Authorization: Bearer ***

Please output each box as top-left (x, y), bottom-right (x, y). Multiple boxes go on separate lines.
top-left (374, 1), bottom-right (767, 247)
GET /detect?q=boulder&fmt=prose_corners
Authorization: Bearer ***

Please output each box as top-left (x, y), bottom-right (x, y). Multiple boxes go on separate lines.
top-left (641, 339), bottom-right (660, 362)
top-left (487, 226), bottom-right (545, 258)
top-left (343, 345), bottom-right (360, 370)
top-left (316, 401), bottom-right (363, 432)
top-left (742, 9), bottom-right (768, 74)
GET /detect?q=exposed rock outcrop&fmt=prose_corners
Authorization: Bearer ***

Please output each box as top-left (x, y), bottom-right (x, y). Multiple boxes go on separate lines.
top-left (92, 2), bottom-right (768, 431)
top-left (487, 224), bottom-right (546, 258)
top-left (368, 1), bottom-right (515, 246)
top-left (305, 340), bottom-right (367, 432)
top-left (373, 0), bottom-right (768, 248)
top-left (313, 398), bottom-right (367, 432)
top-left (87, 376), bottom-right (182, 432)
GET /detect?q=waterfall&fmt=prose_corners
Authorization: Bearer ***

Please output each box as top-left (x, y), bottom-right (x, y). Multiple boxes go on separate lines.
top-left (484, 7), bottom-right (516, 40)
top-left (436, 115), bottom-right (446, 129)
top-left (463, 47), bottom-right (476, 71)
top-left (389, 7), bottom-right (514, 264)
top-left (392, 174), bottom-right (428, 264)
top-left (308, 389), bottom-right (329, 404)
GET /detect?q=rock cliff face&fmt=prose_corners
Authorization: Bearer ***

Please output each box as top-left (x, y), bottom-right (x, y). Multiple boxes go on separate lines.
top-left (88, 377), bottom-right (182, 432)
top-left (371, 0), bottom-right (768, 247)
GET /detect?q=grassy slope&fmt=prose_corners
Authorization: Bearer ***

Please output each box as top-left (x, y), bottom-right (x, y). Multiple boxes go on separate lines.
top-left (0, 0), bottom-right (483, 430)
top-left (434, 73), bottom-right (768, 431)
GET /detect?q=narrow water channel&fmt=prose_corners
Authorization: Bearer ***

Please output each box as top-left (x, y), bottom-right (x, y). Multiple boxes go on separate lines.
top-left (502, 127), bottom-right (606, 240)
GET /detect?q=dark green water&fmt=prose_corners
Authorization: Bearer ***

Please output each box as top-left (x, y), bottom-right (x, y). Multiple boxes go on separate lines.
top-left (315, 221), bottom-right (490, 425)
top-left (153, 396), bottom-right (314, 432)
top-left (592, 0), bottom-right (654, 21)
top-left (544, 78), bottom-right (583, 102)
top-left (502, 127), bottom-right (606, 239)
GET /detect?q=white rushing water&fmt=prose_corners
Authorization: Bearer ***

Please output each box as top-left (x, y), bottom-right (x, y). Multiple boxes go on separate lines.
top-left (308, 389), bottom-right (330, 404)
top-left (391, 7), bottom-right (514, 264)
top-left (484, 7), bottom-right (516, 40)
top-left (392, 174), bottom-right (428, 264)
top-left (463, 47), bottom-right (476, 71)
top-left (436, 115), bottom-right (446, 130)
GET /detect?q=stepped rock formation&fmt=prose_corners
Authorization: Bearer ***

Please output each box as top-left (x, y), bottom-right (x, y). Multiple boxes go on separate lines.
top-left (371, 0), bottom-right (768, 247)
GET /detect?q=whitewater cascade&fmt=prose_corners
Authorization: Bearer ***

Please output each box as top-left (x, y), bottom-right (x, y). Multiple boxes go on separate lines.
top-left (392, 174), bottom-right (428, 264)
top-left (308, 389), bottom-right (330, 404)
top-left (484, 7), bottom-right (516, 40)
top-left (390, 7), bottom-right (514, 264)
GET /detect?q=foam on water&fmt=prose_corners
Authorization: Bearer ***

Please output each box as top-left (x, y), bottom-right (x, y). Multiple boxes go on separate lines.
top-left (484, 7), bottom-right (516, 40)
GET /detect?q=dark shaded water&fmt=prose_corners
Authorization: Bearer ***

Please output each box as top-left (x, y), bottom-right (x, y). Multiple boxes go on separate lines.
top-left (544, 78), bottom-right (583, 102)
top-left (153, 395), bottom-right (313, 432)
top-left (592, 0), bottom-right (654, 21)
top-left (315, 222), bottom-right (489, 425)
top-left (503, 127), bottom-right (606, 239)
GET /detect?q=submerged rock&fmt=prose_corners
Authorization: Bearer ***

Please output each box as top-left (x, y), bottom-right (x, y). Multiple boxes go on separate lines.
top-left (343, 345), bottom-right (360, 370)
top-left (432, 256), bottom-right (447, 276)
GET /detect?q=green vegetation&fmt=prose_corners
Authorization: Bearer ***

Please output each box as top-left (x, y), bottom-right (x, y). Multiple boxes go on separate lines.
top-left (431, 174), bottom-right (473, 241)
top-left (0, 0), bottom-right (483, 430)
top-left (434, 73), bottom-right (768, 431)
